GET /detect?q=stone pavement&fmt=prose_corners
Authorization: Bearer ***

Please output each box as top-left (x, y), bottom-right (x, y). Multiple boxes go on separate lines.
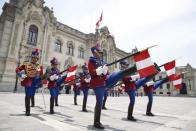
top-left (0, 92), bottom-right (196, 131)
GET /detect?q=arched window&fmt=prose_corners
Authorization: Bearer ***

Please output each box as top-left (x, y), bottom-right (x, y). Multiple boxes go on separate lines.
top-left (67, 41), bottom-right (74, 56)
top-left (78, 47), bottom-right (84, 59)
top-left (54, 40), bottom-right (62, 53)
top-left (103, 49), bottom-right (107, 62)
top-left (28, 25), bottom-right (38, 45)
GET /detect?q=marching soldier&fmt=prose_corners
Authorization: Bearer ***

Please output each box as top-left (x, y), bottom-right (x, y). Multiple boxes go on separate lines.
top-left (44, 57), bottom-right (65, 114)
top-left (88, 43), bottom-right (137, 129)
top-left (15, 49), bottom-right (43, 116)
top-left (144, 77), bottom-right (169, 116)
top-left (80, 64), bottom-right (91, 112)
top-left (73, 73), bottom-right (81, 105)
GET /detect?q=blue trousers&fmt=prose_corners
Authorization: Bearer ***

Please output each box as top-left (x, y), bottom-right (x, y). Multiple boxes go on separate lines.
top-left (136, 77), bottom-right (152, 89)
top-left (153, 79), bottom-right (165, 90)
top-left (147, 92), bottom-right (153, 103)
top-left (103, 90), bottom-right (108, 101)
top-left (127, 89), bottom-right (136, 105)
top-left (49, 87), bottom-right (59, 97)
top-left (106, 71), bottom-right (124, 88)
top-left (94, 87), bottom-right (105, 108)
top-left (25, 86), bottom-right (35, 97)
top-left (82, 87), bottom-right (89, 102)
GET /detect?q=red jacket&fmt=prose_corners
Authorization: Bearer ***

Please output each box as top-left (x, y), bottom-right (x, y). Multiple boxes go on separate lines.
top-left (16, 64), bottom-right (43, 87)
top-left (88, 57), bottom-right (107, 88)
top-left (80, 75), bottom-right (90, 89)
top-left (122, 76), bottom-right (136, 92)
top-left (143, 85), bottom-right (154, 94)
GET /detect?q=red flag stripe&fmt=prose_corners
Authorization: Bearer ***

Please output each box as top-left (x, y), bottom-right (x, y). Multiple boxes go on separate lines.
top-left (138, 65), bottom-right (158, 78)
top-left (164, 60), bottom-right (175, 70)
top-left (133, 49), bottom-right (150, 62)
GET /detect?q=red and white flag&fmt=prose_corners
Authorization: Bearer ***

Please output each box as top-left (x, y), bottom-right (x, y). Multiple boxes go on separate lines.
top-left (173, 74), bottom-right (182, 89)
top-left (164, 60), bottom-right (176, 80)
top-left (96, 12), bottom-right (103, 29)
top-left (65, 65), bottom-right (78, 84)
top-left (133, 49), bottom-right (158, 78)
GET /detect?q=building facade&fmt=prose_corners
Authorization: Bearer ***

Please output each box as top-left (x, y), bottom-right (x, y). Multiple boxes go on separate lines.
top-left (0, 0), bottom-right (195, 96)
top-left (0, 0), bottom-right (131, 91)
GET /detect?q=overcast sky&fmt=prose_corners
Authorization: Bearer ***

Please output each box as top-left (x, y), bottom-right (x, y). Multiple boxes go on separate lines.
top-left (1, 0), bottom-right (196, 67)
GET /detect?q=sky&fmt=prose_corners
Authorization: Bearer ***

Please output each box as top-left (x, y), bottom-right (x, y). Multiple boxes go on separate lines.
top-left (0, 0), bottom-right (196, 67)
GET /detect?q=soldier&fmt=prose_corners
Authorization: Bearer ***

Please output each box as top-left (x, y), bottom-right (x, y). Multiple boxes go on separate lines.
top-left (144, 77), bottom-right (169, 116)
top-left (120, 60), bottom-right (156, 121)
top-left (73, 73), bottom-right (81, 105)
top-left (16, 49), bottom-right (43, 116)
top-left (44, 57), bottom-right (65, 114)
top-left (80, 64), bottom-right (91, 112)
top-left (88, 43), bottom-right (137, 129)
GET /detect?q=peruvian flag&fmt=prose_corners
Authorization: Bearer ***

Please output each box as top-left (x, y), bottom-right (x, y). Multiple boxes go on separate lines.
top-left (164, 60), bottom-right (176, 80)
top-left (96, 12), bottom-right (103, 29)
top-left (65, 65), bottom-right (78, 85)
top-left (173, 74), bottom-right (182, 89)
top-left (133, 49), bottom-right (158, 78)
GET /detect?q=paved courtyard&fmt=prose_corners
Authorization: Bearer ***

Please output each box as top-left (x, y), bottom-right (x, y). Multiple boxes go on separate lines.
top-left (0, 91), bottom-right (196, 131)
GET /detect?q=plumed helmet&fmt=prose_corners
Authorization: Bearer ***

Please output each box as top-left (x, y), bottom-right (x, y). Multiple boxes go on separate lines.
top-left (91, 42), bottom-right (103, 54)
top-left (50, 57), bottom-right (58, 65)
top-left (31, 49), bottom-right (39, 58)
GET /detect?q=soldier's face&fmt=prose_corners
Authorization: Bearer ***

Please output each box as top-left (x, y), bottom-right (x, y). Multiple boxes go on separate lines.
top-left (93, 51), bottom-right (103, 59)
top-left (51, 64), bottom-right (58, 68)
top-left (31, 57), bottom-right (38, 63)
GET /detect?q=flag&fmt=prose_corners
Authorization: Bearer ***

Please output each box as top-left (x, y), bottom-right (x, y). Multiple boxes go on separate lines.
top-left (164, 60), bottom-right (176, 80)
top-left (65, 65), bottom-right (78, 85)
top-left (96, 12), bottom-right (103, 29)
top-left (133, 49), bottom-right (158, 78)
top-left (173, 74), bottom-right (182, 89)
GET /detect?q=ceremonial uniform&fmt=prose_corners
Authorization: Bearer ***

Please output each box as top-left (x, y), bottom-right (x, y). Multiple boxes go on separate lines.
top-left (44, 57), bottom-right (66, 114)
top-left (15, 49), bottom-right (43, 116)
top-left (80, 64), bottom-right (91, 112)
top-left (144, 77), bottom-right (169, 116)
top-left (73, 76), bottom-right (81, 105)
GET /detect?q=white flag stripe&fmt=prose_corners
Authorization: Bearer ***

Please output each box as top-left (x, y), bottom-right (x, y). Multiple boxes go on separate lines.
top-left (131, 74), bottom-right (140, 80)
top-left (146, 81), bottom-right (154, 86)
top-left (166, 68), bottom-right (175, 76)
top-left (136, 57), bottom-right (153, 70)
top-left (67, 70), bottom-right (76, 77)
top-left (173, 78), bottom-right (182, 85)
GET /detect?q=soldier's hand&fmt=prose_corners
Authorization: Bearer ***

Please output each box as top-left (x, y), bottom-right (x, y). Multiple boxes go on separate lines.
top-left (102, 65), bottom-right (108, 75)
top-left (21, 74), bottom-right (27, 79)
top-left (96, 66), bottom-right (103, 76)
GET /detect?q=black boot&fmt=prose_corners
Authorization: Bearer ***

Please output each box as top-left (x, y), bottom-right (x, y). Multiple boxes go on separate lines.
top-left (127, 103), bottom-right (136, 121)
top-left (74, 95), bottom-right (77, 105)
top-left (50, 97), bottom-right (55, 114)
top-left (146, 101), bottom-right (154, 116)
top-left (25, 96), bottom-right (31, 116)
top-left (102, 99), bottom-right (107, 110)
top-left (82, 97), bottom-right (88, 112)
top-left (31, 96), bottom-right (35, 107)
top-left (121, 65), bottom-right (137, 77)
top-left (55, 96), bottom-right (59, 106)
top-left (94, 105), bottom-right (104, 129)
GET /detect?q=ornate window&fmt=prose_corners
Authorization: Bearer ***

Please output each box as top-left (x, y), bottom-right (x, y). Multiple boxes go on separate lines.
top-left (54, 40), bottom-right (62, 53)
top-left (28, 25), bottom-right (38, 45)
top-left (103, 49), bottom-right (107, 62)
top-left (78, 47), bottom-right (84, 59)
top-left (67, 41), bottom-right (74, 56)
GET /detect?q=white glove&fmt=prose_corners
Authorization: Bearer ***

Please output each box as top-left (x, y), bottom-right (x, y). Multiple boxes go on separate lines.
top-left (146, 81), bottom-right (154, 86)
top-left (96, 66), bottom-right (103, 76)
top-left (76, 82), bottom-right (80, 86)
top-left (131, 74), bottom-right (140, 81)
top-left (54, 75), bottom-right (59, 80)
top-left (49, 75), bottom-right (55, 81)
top-left (84, 78), bottom-right (91, 83)
top-left (102, 65), bottom-right (108, 75)
top-left (21, 74), bottom-right (27, 79)
top-left (121, 84), bottom-right (125, 87)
